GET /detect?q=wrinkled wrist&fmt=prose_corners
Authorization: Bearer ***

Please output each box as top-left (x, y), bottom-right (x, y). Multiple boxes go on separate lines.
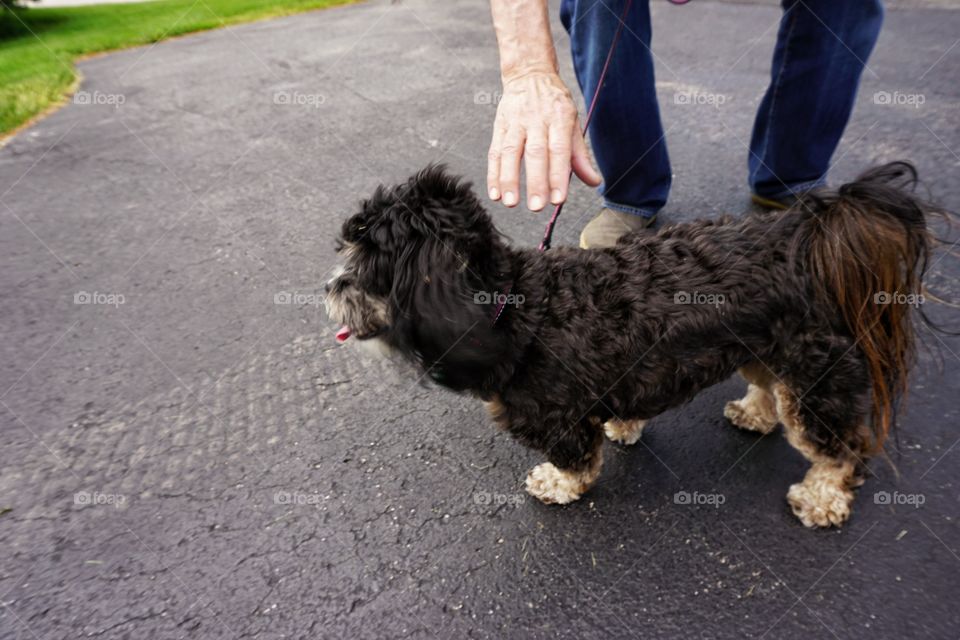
top-left (501, 64), bottom-right (559, 85)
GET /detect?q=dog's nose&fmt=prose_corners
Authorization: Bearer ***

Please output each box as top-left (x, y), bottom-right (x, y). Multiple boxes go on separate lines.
top-left (324, 281), bottom-right (332, 294)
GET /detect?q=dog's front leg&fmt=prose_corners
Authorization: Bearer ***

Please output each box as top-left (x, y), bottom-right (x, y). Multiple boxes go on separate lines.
top-left (524, 420), bottom-right (604, 505)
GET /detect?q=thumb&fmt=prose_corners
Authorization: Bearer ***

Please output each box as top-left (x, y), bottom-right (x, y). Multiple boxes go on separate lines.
top-left (571, 130), bottom-right (601, 187)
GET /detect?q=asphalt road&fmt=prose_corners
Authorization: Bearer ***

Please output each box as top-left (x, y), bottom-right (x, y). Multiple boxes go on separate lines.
top-left (1, 0), bottom-right (959, 638)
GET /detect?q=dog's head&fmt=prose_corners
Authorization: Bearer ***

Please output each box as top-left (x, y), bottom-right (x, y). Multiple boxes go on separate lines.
top-left (326, 165), bottom-right (511, 390)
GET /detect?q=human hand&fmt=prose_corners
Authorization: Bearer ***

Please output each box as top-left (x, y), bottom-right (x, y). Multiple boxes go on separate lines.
top-left (486, 70), bottom-right (601, 212)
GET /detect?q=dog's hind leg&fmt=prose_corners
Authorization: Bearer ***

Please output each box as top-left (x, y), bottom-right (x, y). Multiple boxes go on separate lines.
top-left (525, 418), bottom-right (604, 505)
top-left (773, 384), bottom-right (862, 528)
top-left (603, 418), bottom-right (647, 445)
top-left (724, 362), bottom-right (778, 434)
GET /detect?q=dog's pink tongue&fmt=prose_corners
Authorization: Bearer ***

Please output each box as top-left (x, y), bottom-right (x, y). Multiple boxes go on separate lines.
top-left (336, 326), bottom-right (351, 343)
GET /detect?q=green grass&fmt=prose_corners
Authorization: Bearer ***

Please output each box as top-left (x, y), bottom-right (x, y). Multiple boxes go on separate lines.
top-left (0, 0), bottom-right (355, 134)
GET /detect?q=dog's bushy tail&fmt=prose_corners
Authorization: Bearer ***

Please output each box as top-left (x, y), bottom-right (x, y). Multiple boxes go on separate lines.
top-left (797, 162), bottom-right (933, 452)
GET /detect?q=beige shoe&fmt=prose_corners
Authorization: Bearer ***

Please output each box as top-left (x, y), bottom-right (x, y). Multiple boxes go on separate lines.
top-left (579, 208), bottom-right (657, 249)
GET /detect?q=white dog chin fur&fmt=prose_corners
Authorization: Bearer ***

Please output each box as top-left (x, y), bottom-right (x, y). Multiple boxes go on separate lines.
top-left (356, 336), bottom-right (394, 358)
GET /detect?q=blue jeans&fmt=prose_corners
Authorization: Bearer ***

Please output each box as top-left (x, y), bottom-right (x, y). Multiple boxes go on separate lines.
top-left (559, 0), bottom-right (884, 217)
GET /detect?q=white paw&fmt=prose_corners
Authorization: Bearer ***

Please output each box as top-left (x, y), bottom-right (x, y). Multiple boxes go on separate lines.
top-left (723, 400), bottom-right (777, 434)
top-left (525, 463), bottom-right (585, 505)
top-left (603, 419), bottom-right (646, 445)
top-left (787, 481), bottom-right (853, 528)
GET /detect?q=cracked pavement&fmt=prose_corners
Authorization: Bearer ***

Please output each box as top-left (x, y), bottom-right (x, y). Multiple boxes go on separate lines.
top-left (1, 0), bottom-right (959, 638)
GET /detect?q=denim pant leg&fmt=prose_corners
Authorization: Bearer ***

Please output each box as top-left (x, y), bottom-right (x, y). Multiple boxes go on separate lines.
top-left (561, 0), bottom-right (671, 218)
top-left (748, 0), bottom-right (884, 199)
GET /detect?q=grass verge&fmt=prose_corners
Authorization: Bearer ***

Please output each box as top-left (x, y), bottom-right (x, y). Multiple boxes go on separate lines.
top-left (0, 0), bottom-right (355, 135)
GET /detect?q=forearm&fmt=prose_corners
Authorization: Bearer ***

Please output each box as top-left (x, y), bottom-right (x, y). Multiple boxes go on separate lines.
top-left (486, 0), bottom-right (600, 208)
top-left (489, 0), bottom-right (558, 80)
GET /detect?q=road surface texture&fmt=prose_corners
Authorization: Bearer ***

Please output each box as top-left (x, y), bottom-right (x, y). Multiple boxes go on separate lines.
top-left (1, 0), bottom-right (959, 638)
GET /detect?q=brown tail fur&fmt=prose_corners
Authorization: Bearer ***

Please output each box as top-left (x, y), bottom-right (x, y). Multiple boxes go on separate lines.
top-left (797, 162), bottom-right (933, 452)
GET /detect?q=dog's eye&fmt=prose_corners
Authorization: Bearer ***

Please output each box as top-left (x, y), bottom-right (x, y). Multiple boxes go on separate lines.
top-left (344, 220), bottom-right (368, 243)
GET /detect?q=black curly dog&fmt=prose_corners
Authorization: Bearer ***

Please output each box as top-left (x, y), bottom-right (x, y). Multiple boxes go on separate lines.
top-left (325, 162), bottom-right (933, 527)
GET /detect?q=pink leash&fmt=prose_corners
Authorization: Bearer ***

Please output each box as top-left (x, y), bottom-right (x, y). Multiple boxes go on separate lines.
top-left (492, 0), bottom-right (633, 325)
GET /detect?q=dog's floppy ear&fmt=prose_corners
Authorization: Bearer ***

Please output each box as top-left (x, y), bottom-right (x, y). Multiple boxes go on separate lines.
top-left (386, 167), bottom-right (509, 391)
